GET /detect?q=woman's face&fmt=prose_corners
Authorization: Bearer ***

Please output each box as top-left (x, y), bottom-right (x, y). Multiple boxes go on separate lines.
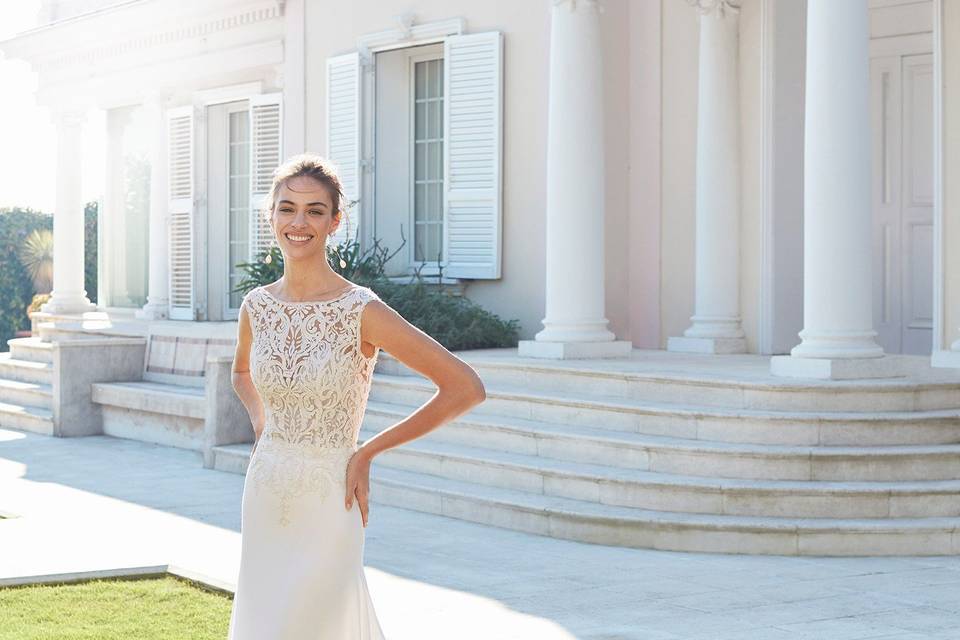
top-left (270, 175), bottom-right (340, 260)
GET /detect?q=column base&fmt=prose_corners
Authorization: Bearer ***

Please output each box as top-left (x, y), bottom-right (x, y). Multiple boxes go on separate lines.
top-left (770, 354), bottom-right (907, 380)
top-left (667, 336), bottom-right (747, 354)
top-left (931, 349), bottom-right (960, 369)
top-left (518, 339), bottom-right (633, 360)
top-left (135, 302), bottom-right (169, 321)
top-left (40, 296), bottom-right (97, 315)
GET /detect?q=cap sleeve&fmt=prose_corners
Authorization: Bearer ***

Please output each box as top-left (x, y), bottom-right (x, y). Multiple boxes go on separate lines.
top-left (240, 287), bottom-right (259, 323)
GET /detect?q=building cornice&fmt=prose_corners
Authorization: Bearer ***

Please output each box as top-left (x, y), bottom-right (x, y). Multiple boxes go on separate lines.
top-left (0, 0), bottom-right (283, 72)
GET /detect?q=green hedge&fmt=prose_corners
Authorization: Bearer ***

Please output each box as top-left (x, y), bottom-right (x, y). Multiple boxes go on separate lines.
top-left (0, 204), bottom-right (98, 351)
top-left (0, 208), bottom-right (51, 350)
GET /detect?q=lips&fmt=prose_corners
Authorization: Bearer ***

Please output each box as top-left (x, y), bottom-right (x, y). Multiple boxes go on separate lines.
top-left (285, 232), bottom-right (314, 243)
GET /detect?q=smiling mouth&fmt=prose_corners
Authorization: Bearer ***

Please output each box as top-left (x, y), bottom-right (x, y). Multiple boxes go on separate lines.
top-left (285, 233), bottom-right (314, 243)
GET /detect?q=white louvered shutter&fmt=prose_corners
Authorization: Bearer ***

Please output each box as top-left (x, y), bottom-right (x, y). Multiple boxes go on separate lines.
top-left (249, 93), bottom-right (283, 261)
top-left (326, 52), bottom-right (361, 246)
top-left (443, 31), bottom-right (503, 279)
top-left (166, 105), bottom-right (195, 320)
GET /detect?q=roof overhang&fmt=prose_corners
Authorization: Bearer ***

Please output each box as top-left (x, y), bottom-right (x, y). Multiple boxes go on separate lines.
top-left (0, 0), bottom-right (286, 110)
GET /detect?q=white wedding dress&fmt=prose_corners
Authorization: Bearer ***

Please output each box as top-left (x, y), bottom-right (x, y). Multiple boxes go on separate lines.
top-left (228, 284), bottom-right (387, 640)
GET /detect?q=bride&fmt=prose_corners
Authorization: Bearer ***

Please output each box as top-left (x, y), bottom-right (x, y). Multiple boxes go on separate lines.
top-left (227, 153), bottom-right (487, 639)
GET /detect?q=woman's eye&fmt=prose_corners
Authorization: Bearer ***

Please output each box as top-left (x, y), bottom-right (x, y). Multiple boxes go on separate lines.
top-left (309, 210), bottom-right (323, 215)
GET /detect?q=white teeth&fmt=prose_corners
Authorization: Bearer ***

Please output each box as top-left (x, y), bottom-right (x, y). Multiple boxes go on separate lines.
top-left (285, 233), bottom-right (313, 242)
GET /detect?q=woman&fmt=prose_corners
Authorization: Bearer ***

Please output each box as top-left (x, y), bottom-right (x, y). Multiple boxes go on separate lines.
top-left (227, 153), bottom-right (487, 639)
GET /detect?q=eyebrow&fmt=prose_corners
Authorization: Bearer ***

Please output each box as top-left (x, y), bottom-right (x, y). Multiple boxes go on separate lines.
top-left (278, 200), bottom-right (329, 208)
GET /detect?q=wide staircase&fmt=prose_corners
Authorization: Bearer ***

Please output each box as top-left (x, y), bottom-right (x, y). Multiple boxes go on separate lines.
top-left (12, 317), bottom-right (959, 556)
top-left (0, 336), bottom-right (57, 436)
top-left (338, 350), bottom-right (960, 556)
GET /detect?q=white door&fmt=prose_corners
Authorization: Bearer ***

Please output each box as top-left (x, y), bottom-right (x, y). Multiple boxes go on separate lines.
top-left (870, 52), bottom-right (934, 355)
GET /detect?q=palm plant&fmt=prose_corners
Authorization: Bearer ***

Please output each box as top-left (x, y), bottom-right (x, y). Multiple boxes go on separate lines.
top-left (18, 228), bottom-right (53, 293)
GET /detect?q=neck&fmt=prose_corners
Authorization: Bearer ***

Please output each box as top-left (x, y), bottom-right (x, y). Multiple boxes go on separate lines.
top-left (279, 257), bottom-right (345, 296)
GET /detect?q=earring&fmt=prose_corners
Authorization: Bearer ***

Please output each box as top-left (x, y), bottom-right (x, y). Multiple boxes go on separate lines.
top-left (265, 228), bottom-right (277, 264)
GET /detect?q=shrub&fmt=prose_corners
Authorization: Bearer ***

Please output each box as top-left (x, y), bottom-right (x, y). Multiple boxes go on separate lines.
top-left (19, 228), bottom-right (53, 293)
top-left (234, 236), bottom-right (519, 350)
top-left (28, 293), bottom-right (51, 315)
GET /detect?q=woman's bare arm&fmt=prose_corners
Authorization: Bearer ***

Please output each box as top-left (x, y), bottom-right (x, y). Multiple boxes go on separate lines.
top-left (232, 302), bottom-right (266, 449)
top-left (345, 297), bottom-right (487, 526)
top-left (357, 299), bottom-right (486, 462)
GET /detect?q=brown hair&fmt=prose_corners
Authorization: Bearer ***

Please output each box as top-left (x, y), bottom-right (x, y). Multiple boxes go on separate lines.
top-left (260, 152), bottom-right (346, 224)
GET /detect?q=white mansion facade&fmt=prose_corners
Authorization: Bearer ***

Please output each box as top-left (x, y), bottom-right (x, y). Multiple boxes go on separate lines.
top-left (5, 0), bottom-right (960, 555)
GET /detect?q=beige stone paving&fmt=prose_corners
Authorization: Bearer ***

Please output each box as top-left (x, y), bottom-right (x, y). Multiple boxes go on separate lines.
top-left (2, 428), bottom-right (960, 640)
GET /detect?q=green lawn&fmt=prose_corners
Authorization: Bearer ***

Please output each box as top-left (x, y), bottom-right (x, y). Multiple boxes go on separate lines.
top-left (0, 575), bottom-right (233, 640)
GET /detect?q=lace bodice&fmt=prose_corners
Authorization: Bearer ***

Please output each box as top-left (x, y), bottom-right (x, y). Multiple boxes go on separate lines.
top-left (240, 284), bottom-right (382, 525)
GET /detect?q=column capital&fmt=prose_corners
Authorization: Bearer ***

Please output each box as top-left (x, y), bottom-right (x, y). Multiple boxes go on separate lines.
top-left (552, 0), bottom-right (603, 15)
top-left (142, 89), bottom-right (173, 109)
top-left (688, 0), bottom-right (740, 18)
top-left (51, 108), bottom-right (87, 129)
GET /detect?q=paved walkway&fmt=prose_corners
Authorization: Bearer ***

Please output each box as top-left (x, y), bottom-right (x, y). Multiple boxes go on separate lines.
top-left (2, 428), bottom-right (960, 640)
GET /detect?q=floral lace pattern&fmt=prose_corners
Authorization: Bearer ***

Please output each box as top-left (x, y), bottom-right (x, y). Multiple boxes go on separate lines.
top-left (241, 285), bottom-right (381, 526)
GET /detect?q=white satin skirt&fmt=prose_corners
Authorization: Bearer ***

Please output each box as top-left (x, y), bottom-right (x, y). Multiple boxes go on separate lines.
top-left (227, 440), bottom-right (387, 639)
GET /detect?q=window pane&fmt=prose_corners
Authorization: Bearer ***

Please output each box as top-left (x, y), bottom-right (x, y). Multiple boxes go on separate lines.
top-left (414, 223), bottom-right (424, 262)
top-left (415, 101), bottom-right (426, 141)
top-left (434, 182), bottom-right (444, 221)
top-left (431, 141), bottom-right (443, 180)
top-left (429, 59), bottom-right (441, 98)
top-left (426, 100), bottom-right (438, 140)
top-left (428, 223), bottom-right (442, 262)
top-left (415, 183), bottom-right (426, 222)
top-left (415, 143), bottom-right (426, 181)
top-left (415, 61), bottom-right (427, 98)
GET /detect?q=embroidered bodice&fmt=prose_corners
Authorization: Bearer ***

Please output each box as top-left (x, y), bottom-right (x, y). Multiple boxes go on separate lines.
top-left (240, 284), bottom-right (382, 525)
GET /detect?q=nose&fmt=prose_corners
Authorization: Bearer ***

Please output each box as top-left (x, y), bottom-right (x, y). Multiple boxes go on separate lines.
top-left (286, 208), bottom-right (312, 229)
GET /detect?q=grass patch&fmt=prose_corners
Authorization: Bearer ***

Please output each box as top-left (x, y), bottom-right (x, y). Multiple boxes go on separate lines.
top-left (0, 575), bottom-right (233, 640)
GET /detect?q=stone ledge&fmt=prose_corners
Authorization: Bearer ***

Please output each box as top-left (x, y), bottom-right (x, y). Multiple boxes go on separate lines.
top-left (92, 381), bottom-right (206, 419)
top-left (0, 564), bottom-right (234, 596)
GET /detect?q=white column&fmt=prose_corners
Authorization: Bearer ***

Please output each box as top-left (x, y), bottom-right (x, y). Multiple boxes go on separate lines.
top-left (771, 0), bottom-right (903, 379)
top-left (668, 0), bottom-right (745, 355)
top-left (136, 93), bottom-right (171, 320)
top-left (41, 110), bottom-right (96, 315)
top-left (101, 107), bottom-right (131, 307)
top-left (518, 0), bottom-right (631, 359)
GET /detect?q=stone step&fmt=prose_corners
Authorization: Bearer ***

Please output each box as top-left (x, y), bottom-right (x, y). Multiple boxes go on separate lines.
top-left (369, 374), bottom-right (960, 447)
top-left (361, 402), bottom-right (960, 481)
top-left (0, 353), bottom-right (52, 385)
top-left (359, 427), bottom-right (960, 519)
top-left (91, 381), bottom-right (206, 451)
top-left (211, 443), bottom-right (254, 475)
top-left (0, 377), bottom-right (52, 411)
top-left (36, 320), bottom-right (118, 343)
top-left (6, 337), bottom-right (53, 364)
top-left (0, 400), bottom-right (54, 436)
top-left (368, 465), bottom-right (960, 555)
top-left (378, 351), bottom-right (960, 413)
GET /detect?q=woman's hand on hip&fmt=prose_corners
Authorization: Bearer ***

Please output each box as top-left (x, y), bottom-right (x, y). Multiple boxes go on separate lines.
top-left (345, 449), bottom-right (373, 527)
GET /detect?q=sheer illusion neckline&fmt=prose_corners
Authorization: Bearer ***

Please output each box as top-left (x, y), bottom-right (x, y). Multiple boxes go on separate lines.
top-left (259, 284), bottom-right (360, 307)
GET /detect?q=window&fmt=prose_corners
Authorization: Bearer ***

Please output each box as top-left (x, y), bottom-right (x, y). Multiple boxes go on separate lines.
top-left (227, 109), bottom-right (251, 310)
top-left (327, 30), bottom-right (503, 281)
top-left (413, 58), bottom-right (444, 264)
